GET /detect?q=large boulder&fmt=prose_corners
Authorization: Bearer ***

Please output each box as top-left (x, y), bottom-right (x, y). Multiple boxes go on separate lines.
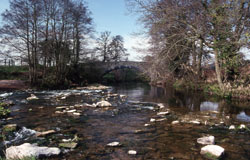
top-left (197, 136), bottom-right (215, 145)
top-left (6, 143), bottom-right (60, 159)
top-left (200, 145), bottom-right (224, 159)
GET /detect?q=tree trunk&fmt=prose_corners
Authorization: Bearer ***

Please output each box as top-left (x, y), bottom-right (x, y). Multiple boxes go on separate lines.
top-left (214, 49), bottom-right (224, 90)
top-left (197, 39), bottom-right (203, 79)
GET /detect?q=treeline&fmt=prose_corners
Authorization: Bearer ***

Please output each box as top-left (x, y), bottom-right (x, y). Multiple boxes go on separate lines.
top-left (127, 0), bottom-right (249, 91)
top-left (0, 0), bottom-right (128, 87)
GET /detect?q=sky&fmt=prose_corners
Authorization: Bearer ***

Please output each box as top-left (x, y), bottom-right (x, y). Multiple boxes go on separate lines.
top-left (0, 0), bottom-right (248, 60)
top-left (0, 0), bottom-right (146, 61)
top-left (85, 0), bottom-right (146, 60)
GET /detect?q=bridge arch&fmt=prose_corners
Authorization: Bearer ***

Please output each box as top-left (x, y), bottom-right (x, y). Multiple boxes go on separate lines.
top-left (101, 65), bottom-right (142, 77)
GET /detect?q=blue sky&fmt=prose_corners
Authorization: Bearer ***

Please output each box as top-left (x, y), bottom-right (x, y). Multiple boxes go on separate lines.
top-left (86, 0), bottom-right (140, 36)
top-left (0, 0), bottom-right (140, 35)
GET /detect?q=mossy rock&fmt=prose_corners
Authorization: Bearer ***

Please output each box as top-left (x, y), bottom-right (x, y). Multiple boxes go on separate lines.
top-left (204, 152), bottom-right (220, 160)
top-left (3, 124), bottom-right (17, 132)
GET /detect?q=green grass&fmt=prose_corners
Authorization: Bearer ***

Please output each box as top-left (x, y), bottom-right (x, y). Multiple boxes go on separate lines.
top-left (0, 66), bottom-right (29, 80)
top-left (0, 156), bottom-right (37, 160)
top-left (0, 66), bottom-right (28, 73)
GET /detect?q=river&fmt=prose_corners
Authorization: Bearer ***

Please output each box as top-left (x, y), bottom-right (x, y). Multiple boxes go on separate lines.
top-left (0, 83), bottom-right (249, 160)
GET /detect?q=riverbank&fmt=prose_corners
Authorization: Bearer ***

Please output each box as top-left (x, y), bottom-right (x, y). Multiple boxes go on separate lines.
top-left (153, 79), bottom-right (250, 101)
top-left (0, 80), bottom-right (29, 91)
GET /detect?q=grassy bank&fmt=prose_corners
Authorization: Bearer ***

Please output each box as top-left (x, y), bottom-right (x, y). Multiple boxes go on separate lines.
top-left (0, 66), bottom-right (29, 80)
top-left (172, 80), bottom-right (250, 101)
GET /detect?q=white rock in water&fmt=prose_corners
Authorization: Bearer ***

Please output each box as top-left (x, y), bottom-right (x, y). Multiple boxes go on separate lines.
top-left (107, 142), bottom-right (120, 147)
top-left (200, 145), bottom-right (224, 158)
top-left (120, 95), bottom-right (127, 99)
top-left (55, 111), bottom-right (64, 114)
top-left (96, 101), bottom-right (112, 107)
top-left (73, 112), bottom-right (81, 116)
top-left (157, 111), bottom-right (169, 116)
top-left (60, 96), bottom-right (66, 100)
top-left (239, 124), bottom-right (246, 129)
top-left (26, 94), bottom-right (39, 101)
top-left (67, 109), bottom-right (76, 113)
top-left (190, 120), bottom-right (201, 125)
top-left (128, 150), bottom-right (137, 155)
top-left (62, 139), bottom-right (72, 142)
top-left (229, 125), bottom-right (235, 130)
top-left (157, 103), bottom-right (165, 109)
top-left (197, 136), bottom-right (215, 145)
top-left (171, 121), bottom-right (179, 125)
top-left (6, 143), bottom-right (60, 159)
top-left (0, 92), bottom-right (13, 98)
top-left (156, 118), bottom-right (166, 122)
top-left (144, 124), bottom-right (150, 127)
top-left (150, 118), bottom-right (156, 122)
top-left (56, 106), bottom-right (67, 110)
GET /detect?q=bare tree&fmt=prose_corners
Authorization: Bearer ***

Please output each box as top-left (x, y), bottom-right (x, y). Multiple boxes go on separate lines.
top-left (127, 0), bottom-right (249, 89)
top-left (0, 0), bottom-right (92, 86)
top-left (95, 31), bottom-right (128, 62)
top-left (95, 31), bottom-right (112, 62)
top-left (109, 35), bottom-right (128, 62)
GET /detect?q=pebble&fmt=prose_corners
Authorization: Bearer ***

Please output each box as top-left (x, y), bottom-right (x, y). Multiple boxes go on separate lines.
top-left (171, 121), bottom-right (179, 125)
top-left (150, 118), bottom-right (156, 122)
top-left (190, 120), bottom-right (200, 125)
top-left (157, 111), bottom-right (169, 116)
top-left (239, 124), bottom-right (246, 129)
top-left (67, 109), bottom-right (77, 113)
top-left (128, 150), bottom-right (137, 155)
top-left (107, 142), bottom-right (121, 147)
top-left (156, 118), bottom-right (166, 122)
top-left (157, 103), bottom-right (165, 109)
top-left (229, 125), bottom-right (235, 130)
top-left (73, 113), bottom-right (81, 116)
top-left (197, 136), bottom-right (215, 145)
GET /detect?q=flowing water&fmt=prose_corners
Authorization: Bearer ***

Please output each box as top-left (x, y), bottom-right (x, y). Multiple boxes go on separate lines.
top-left (0, 83), bottom-right (249, 160)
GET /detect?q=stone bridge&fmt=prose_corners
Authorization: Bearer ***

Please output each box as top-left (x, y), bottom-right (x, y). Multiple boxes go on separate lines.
top-left (80, 61), bottom-right (147, 79)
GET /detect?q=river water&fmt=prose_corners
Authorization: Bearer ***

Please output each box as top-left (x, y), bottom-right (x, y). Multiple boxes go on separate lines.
top-left (0, 83), bottom-right (249, 160)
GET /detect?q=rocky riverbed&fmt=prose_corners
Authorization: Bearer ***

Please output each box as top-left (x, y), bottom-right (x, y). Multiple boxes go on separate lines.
top-left (0, 83), bottom-right (249, 159)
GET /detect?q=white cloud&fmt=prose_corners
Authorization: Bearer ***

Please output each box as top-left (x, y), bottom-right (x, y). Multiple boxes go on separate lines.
top-left (123, 35), bottom-right (150, 61)
top-left (240, 47), bottom-right (250, 60)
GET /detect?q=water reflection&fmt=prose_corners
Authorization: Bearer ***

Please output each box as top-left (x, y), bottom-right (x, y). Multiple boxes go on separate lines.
top-left (200, 101), bottom-right (219, 111)
top-left (237, 112), bottom-right (250, 122)
top-left (113, 83), bottom-right (250, 122)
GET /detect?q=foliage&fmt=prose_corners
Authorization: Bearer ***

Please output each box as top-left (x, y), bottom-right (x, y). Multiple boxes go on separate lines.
top-left (127, 0), bottom-right (250, 90)
top-left (0, 66), bottom-right (29, 80)
top-left (203, 84), bottom-right (232, 99)
top-left (0, 103), bottom-right (10, 118)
